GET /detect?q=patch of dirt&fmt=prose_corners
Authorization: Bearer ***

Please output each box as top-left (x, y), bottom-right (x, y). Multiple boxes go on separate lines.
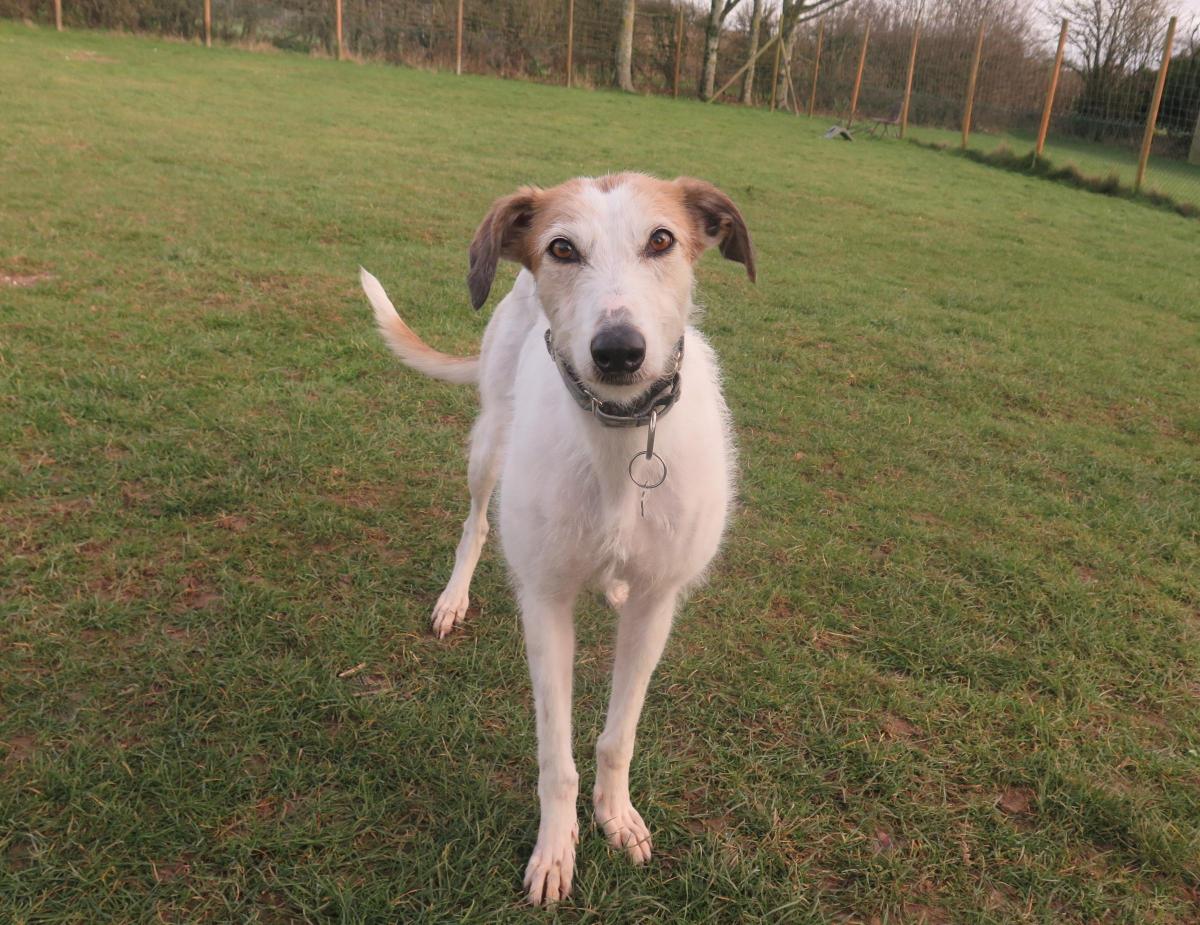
top-left (66, 50), bottom-right (117, 63)
top-left (0, 272), bottom-right (54, 288)
top-left (685, 813), bottom-right (733, 835)
top-left (870, 829), bottom-right (900, 855)
top-left (2, 734), bottom-right (37, 766)
top-left (174, 574), bottom-right (222, 613)
top-left (151, 857), bottom-right (191, 883)
top-left (996, 787), bottom-right (1035, 816)
top-left (901, 903), bottom-right (951, 924)
top-left (882, 712), bottom-right (922, 743)
top-left (214, 513), bottom-right (251, 532)
top-left (871, 540), bottom-right (895, 562)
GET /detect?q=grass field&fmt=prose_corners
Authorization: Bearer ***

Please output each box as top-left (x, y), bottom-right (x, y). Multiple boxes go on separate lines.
top-left (3, 21), bottom-right (1200, 924)
top-left (902, 121), bottom-right (1200, 212)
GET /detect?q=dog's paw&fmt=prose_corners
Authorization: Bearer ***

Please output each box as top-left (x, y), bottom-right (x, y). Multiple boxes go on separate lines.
top-left (430, 587), bottom-right (469, 638)
top-left (523, 821), bottom-right (578, 905)
top-left (594, 792), bottom-right (652, 865)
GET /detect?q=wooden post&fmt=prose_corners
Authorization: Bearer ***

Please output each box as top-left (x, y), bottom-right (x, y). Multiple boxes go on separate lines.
top-left (784, 60), bottom-right (801, 115)
top-left (769, 26), bottom-right (783, 110)
top-left (565, 0), bottom-right (575, 87)
top-left (335, 0), bottom-right (344, 60)
top-left (204, 0), bottom-right (212, 47)
top-left (1135, 16), bottom-right (1176, 191)
top-left (961, 22), bottom-right (984, 149)
top-left (1189, 105), bottom-right (1200, 167)
top-left (1035, 19), bottom-right (1068, 159)
top-left (54, 0), bottom-right (62, 31)
top-left (808, 19), bottom-right (824, 117)
top-left (847, 22), bottom-right (870, 128)
top-left (672, 6), bottom-right (683, 99)
top-left (899, 24), bottom-right (919, 138)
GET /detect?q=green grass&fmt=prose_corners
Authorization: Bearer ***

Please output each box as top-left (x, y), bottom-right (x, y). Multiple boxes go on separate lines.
top-left (903, 120), bottom-right (1200, 211)
top-left (2, 21), bottom-right (1200, 925)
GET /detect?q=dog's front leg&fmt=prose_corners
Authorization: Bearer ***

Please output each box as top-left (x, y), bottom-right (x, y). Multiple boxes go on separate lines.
top-left (593, 585), bottom-right (680, 866)
top-left (519, 589), bottom-right (580, 905)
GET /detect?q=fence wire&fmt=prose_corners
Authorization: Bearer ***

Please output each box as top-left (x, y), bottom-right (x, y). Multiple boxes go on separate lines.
top-left (4, 0), bottom-right (1198, 213)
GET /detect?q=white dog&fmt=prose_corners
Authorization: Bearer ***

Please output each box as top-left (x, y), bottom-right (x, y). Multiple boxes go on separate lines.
top-left (361, 173), bottom-right (754, 904)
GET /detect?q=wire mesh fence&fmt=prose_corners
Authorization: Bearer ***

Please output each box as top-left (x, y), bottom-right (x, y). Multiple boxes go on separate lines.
top-left (5, 0), bottom-right (1198, 214)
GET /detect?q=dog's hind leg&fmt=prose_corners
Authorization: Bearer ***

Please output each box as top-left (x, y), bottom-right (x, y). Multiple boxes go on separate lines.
top-left (431, 409), bottom-right (506, 638)
top-left (592, 584), bottom-right (680, 865)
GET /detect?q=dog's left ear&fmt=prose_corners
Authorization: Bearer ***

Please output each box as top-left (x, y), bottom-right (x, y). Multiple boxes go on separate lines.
top-left (467, 186), bottom-right (541, 310)
top-left (673, 177), bottom-right (756, 283)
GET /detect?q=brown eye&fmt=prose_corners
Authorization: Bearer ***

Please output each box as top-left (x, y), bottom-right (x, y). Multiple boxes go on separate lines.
top-left (549, 238), bottom-right (577, 262)
top-left (648, 229), bottom-right (674, 254)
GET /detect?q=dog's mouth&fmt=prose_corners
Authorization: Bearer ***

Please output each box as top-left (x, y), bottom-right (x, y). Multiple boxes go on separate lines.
top-left (590, 368), bottom-right (649, 388)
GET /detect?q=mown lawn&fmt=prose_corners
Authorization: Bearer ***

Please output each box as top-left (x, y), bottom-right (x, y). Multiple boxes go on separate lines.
top-left (2, 21), bottom-right (1199, 925)
top-left (902, 120), bottom-right (1200, 212)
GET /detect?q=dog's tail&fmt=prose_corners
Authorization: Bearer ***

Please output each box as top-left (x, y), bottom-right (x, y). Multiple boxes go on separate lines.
top-left (360, 268), bottom-right (480, 386)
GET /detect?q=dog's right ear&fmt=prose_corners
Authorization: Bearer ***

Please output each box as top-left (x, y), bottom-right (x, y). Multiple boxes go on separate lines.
top-left (467, 187), bottom-right (541, 310)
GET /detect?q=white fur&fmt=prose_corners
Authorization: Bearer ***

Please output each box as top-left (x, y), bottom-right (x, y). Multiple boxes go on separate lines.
top-left (362, 177), bottom-right (740, 905)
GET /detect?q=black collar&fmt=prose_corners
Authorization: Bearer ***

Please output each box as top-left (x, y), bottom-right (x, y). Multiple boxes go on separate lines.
top-left (544, 329), bottom-right (683, 428)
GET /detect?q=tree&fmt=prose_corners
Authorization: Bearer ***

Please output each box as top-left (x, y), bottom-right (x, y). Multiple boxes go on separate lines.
top-left (701, 1), bottom-right (744, 100)
top-left (698, 0), bottom-right (855, 104)
top-left (741, 0), bottom-right (766, 103)
top-left (616, 0), bottom-right (637, 92)
top-left (772, 0), bottom-right (856, 109)
top-left (1049, 0), bottom-right (1174, 140)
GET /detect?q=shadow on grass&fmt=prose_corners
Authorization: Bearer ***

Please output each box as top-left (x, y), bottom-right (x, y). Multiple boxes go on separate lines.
top-left (910, 139), bottom-right (1200, 221)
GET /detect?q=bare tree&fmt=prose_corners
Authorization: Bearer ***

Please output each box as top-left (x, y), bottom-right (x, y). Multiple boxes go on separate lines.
top-left (616, 0), bottom-right (637, 92)
top-left (772, 0), bottom-right (857, 109)
top-left (700, 1), bottom-right (745, 100)
top-left (1048, 0), bottom-right (1174, 137)
top-left (741, 0), bottom-right (766, 103)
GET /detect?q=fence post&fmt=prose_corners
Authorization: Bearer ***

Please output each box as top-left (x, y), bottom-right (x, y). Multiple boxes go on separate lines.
top-left (1035, 19), bottom-right (1068, 160)
top-left (1136, 16), bottom-right (1176, 191)
top-left (769, 27), bottom-right (783, 110)
top-left (54, 0), bottom-right (62, 31)
top-left (808, 19), bottom-right (824, 117)
top-left (784, 62), bottom-right (801, 115)
top-left (565, 0), bottom-right (574, 87)
top-left (961, 22), bottom-right (984, 149)
top-left (335, 0), bottom-right (344, 60)
top-left (899, 23), bottom-right (919, 138)
top-left (204, 0), bottom-right (212, 47)
top-left (456, 0), bottom-right (464, 75)
top-left (847, 22), bottom-right (870, 128)
top-left (1190, 106), bottom-right (1200, 167)
top-left (673, 6), bottom-right (683, 99)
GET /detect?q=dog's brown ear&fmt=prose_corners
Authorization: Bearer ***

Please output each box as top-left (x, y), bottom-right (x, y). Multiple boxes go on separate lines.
top-left (673, 177), bottom-right (756, 283)
top-left (467, 187), bottom-right (541, 310)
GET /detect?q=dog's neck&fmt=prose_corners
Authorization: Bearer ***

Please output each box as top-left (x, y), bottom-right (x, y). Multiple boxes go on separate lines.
top-left (543, 329), bottom-right (684, 428)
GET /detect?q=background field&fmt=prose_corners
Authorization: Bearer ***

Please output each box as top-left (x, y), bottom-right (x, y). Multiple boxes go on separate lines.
top-left (2, 22), bottom-right (1199, 925)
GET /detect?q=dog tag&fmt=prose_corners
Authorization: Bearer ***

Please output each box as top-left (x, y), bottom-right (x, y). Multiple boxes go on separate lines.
top-left (629, 410), bottom-right (667, 518)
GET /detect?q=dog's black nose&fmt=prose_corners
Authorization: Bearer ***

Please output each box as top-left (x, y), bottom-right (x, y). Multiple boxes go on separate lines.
top-left (590, 325), bottom-right (646, 374)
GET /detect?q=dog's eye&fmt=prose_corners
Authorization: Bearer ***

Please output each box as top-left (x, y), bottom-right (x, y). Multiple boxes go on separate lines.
top-left (548, 238), bottom-right (577, 262)
top-left (648, 229), bottom-right (675, 254)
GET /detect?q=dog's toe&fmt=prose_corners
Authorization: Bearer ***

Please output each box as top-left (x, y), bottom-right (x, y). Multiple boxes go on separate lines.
top-left (430, 589), bottom-right (469, 638)
top-left (523, 832), bottom-right (576, 905)
top-left (595, 795), bottom-right (652, 865)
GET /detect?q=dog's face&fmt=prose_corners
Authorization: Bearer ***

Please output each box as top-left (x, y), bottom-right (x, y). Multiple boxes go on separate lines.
top-left (467, 174), bottom-right (754, 402)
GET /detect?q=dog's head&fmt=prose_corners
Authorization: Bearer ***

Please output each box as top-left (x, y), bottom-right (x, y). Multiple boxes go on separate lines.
top-left (467, 173), bottom-right (754, 402)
